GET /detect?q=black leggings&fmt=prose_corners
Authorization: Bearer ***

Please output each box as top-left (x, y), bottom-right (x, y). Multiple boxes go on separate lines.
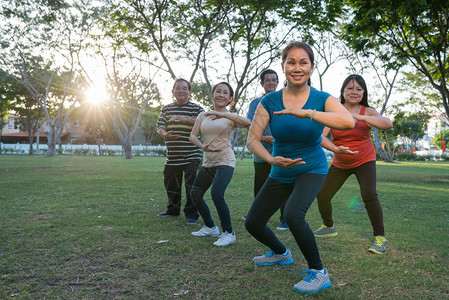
top-left (245, 173), bottom-right (326, 270)
top-left (253, 161), bottom-right (271, 197)
top-left (317, 161), bottom-right (384, 236)
top-left (253, 162), bottom-right (284, 222)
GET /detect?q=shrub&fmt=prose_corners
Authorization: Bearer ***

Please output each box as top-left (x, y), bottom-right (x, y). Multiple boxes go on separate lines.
top-left (415, 155), bottom-right (429, 161)
top-left (436, 154), bottom-right (449, 161)
top-left (152, 148), bottom-right (166, 157)
top-left (395, 152), bottom-right (418, 161)
top-left (103, 149), bottom-right (119, 156)
top-left (141, 149), bottom-right (152, 156)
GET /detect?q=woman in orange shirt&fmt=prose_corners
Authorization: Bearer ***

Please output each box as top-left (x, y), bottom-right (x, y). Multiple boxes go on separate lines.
top-left (314, 74), bottom-right (392, 254)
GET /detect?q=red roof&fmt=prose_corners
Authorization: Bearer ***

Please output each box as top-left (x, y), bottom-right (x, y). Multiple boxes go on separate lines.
top-left (1, 132), bottom-right (69, 138)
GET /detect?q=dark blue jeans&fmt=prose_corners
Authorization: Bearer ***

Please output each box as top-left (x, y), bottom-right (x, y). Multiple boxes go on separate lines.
top-left (245, 173), bottom-right (326, 270)
top-left (190, 165), bottom-right (234, 233)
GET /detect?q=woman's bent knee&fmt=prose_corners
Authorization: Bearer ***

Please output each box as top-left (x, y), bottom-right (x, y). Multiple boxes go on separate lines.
top-left (245, 217), bottom-right (263, 235)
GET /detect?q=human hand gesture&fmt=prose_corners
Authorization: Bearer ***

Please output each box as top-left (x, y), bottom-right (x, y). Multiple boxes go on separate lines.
top-left (169, 115), bottom-right (182, 122)
top-left (270, 156), bottom-right (305, 168)
top-left (336, 146), bottom-right (358, 155)
top-left (205, 111), bottom-right (225, 120)
top-left (273, 108), bottom-right (307, 119)
top-left (261, 136), bottom-right (274, 144)
top-left (164, 130), bottom-right (182, 140)
top-left (352, 113), bottom-right (365, 122)
top-left (203, 144), bottom-right (222, 152)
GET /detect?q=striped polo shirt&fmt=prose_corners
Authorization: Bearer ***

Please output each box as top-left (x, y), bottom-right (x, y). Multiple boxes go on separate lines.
top-left (157, 101), bottom-right (204, 166)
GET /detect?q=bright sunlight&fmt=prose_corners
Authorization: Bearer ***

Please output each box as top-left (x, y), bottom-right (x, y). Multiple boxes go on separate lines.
top-left (85, 80), bottom-right (108, 104)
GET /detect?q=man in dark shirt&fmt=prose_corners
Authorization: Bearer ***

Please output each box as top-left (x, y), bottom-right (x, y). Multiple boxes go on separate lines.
top-left (156, 78), bottom-right (204, 224)
top-left (245, 69), bottom-right (288, 230)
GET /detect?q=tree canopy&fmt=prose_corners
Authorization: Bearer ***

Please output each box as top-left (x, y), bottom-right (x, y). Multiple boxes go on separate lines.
top-left (392, 111), bottom-right (429, 151)
top-left (1, 0), bottom-right (448, 156)
top-left (344, 0), bottom-right (449, 118)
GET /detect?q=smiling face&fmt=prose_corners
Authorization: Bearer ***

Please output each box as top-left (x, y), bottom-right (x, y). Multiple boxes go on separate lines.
top-left (261, 73), bottom-right (278, 94)
top-left (211, 83), bottom-right (232, 108)
top-left (343, 79), bottom-right (365, 105)
top-left (172, 80), bottom-right (190, 105)
top-left (281, 47), bottom-right (314, 87)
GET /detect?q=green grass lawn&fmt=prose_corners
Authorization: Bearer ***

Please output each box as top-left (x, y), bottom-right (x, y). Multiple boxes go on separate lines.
top-left (0, 155), bottom-right (448, 299)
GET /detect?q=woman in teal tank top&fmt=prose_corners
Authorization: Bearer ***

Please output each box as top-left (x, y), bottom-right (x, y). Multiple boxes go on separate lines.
top-left (245, 42), bottom-right (355, 294)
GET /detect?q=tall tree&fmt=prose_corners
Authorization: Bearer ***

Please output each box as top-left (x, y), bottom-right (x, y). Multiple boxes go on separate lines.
top-left (9, 82), bottom-right (43, 155)
top-left (0, 0), bottom-right (96, 156)
top-left (96, 40), bottom-right (156, 159)
top-left (108, 0), bottom-right (229, 82)
top-left (107, 0), bottom-right (345, 109)
top-left (344, 0), bottom-right (449, 119)
top-left (398, 69), bottom-right (449, 124)
top-left (0, 73), bottom-right (13, 154)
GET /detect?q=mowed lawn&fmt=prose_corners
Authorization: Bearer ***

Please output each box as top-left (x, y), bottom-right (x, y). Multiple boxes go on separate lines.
top-left (0, 155), bottom-right (448, 299)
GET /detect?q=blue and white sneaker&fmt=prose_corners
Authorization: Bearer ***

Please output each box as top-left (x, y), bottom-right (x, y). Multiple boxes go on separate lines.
top-left (293, 268), bottom-right (331, 293)
top-left (253, 248), bottom-right (293, 266)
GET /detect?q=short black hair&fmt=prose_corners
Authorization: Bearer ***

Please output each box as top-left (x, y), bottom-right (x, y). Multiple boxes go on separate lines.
top-left (260, 69), bottom-right (278, 84)
top-left (172, 78), bottom-right (191, 91)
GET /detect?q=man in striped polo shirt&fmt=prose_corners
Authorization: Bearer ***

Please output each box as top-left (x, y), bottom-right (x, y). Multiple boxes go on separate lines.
top-left (156, 79), bottom-right (204, 225)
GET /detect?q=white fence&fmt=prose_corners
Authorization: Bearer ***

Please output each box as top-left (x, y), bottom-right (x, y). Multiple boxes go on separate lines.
top-left (0, 142), bottom-right (337, 159)
top-left (0, 143), bottom-right (167, 156)
top-left (4, 143), bottom-right (445, 160)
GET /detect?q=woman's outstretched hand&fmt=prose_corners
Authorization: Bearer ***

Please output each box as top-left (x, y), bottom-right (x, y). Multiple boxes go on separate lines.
top-left (203, 144), bottom-right (222, 152)
top-left (274, 108), bottom-right (308, 119)
top-left (270, 156), bottom-right (305, 168)
top-left (336, 146), bottom-right (359, 155)
top-left (205, 111), bottom-right (225, 120)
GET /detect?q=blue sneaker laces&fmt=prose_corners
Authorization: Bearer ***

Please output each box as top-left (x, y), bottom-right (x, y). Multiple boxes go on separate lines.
top-left (300, 269), bottom-right (318, 283)
top-left (264, 250), bottom-right (275, 257)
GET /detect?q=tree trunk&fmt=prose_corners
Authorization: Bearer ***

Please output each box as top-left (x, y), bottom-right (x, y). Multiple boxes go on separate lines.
top-left (0, 127), bottom-right (3, 155)
top-left (372, 127), bottom-right (390, 162)
top-left (231, 128), bottom-right (243, 149)
top-left (28, 133), bottom-right (34, 155)
top-left (239, 130), bottom-right (248, 160)
top-left (383, 131), bottom-right (394, 161)
top-left (36, 129), bottom-right (40, 154)
top-left (124, 139), bottom-right (132, 159)
top-left (47, 125), bottom-right (56, 157)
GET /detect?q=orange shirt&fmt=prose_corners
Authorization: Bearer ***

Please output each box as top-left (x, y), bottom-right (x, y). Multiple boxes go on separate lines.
top-left (331, 106), bottom-right (376, 169)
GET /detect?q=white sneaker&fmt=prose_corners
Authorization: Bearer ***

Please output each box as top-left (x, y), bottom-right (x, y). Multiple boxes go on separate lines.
top-left (213, 231), bottom-right (236, 247)
top-left (191, 225), bottom-right (220, 237)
